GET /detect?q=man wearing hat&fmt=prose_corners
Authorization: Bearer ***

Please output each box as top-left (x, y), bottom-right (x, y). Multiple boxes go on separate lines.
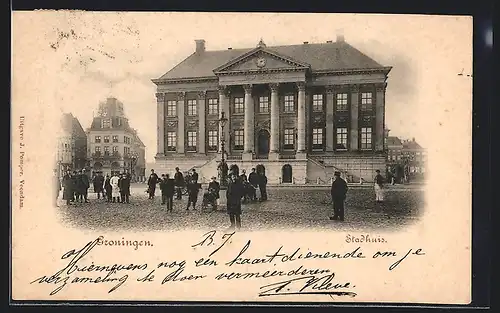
top-left (330, 171), bottom-right (348, 221)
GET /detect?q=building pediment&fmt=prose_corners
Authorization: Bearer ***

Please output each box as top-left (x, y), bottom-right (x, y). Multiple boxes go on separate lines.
top-left (213, 47), bottom-right (310, 75)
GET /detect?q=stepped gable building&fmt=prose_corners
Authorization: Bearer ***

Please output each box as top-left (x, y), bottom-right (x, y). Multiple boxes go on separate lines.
top-left (87, 97), bottom-right (146, 179)
top-left (152, 36), bottom-right (392, 184)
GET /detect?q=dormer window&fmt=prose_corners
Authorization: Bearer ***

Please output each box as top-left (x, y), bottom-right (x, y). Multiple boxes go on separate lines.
top-left (102, 119), bottom-right (111, 128)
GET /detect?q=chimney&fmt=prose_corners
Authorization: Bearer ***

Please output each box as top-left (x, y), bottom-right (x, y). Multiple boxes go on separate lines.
top-left (195, 39), bottom-right (206, 53)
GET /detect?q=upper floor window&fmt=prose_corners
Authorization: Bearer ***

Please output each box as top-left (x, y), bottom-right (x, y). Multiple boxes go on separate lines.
top-left (102, 119), bottom-right (111, 128)
top-left (284, 95), bottom-right (295, 112)
top-left (112, 146), bottom-right (118, 153)
top-left (361, 92), bottom-right (373, 111)
top-left (112, 135), bottom-right (119, 143)
top-left (208, 130), bottom-right (218, 151)
top-left (259, 96), bottom-right (269, 113)
top-left (208, 98), bottom-right (219, 115)
top-left (336, 93), bottom-right (348, 111)
top-left (233, 129), bottom-right (244, 150)
top-left (361, 127), bottom-right (372, 150)
top-left (312, 128), bottom-right (324, 150)
top-left (187, 131), bottom-right (197, 152)
top-left (103, 136), bottom-right (110, 143)
top-left (312, 94), bottom-right (323, 112)
top-left (94, 146), bottom-right (101, 153)
top-left (104, 146), bottom-right (110, 155)
top-left (166, 131), bottom-right (176, 152)
top-left (283, 128), bottom-right (295, 149)
top-left (95, 136), bottom-right (101, 143)
top-left (234, 97), bottom-right (244, 114)
top-left (166, 100), bottom-right (177, 117)
top-left (336, 127), bottom-right (348, 150)
top-left (187, 99), bottom-right (197, 116)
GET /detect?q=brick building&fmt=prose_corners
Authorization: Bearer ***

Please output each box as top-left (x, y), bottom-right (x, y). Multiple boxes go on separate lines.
top-left (152, 36), bottom-right (392, 183)
top-left (86, 97), bottom-right (146, 180)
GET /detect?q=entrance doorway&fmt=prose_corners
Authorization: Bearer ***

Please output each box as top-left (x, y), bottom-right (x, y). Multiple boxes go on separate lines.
top-left (257, 129), bottom-right (270, 157)
top-left (282, 164), bottom-right (292, 183)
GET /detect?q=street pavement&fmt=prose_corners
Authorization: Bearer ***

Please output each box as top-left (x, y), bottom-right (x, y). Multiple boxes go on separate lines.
top-left (57, 183), bottom-right (425, 232)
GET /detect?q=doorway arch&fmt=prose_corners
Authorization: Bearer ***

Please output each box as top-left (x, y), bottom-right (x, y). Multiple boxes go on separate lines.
top-left (282, 164), bottom-right (292, 183)
top-left (257, 129), bottom-right (270, 157)
top-left (256, 164), bottom-right (266, 176)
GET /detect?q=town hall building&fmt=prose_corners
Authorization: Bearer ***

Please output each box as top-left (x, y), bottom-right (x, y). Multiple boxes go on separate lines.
top-left (152, 35), bottom-right (391, 184)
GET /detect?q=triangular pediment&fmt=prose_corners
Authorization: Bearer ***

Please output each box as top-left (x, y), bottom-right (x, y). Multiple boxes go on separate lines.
top-left (214, 47), bottom-right (310, 74)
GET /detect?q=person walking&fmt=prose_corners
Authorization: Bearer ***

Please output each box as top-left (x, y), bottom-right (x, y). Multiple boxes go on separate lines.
top-left (227, 173), bottom-right (244, 230)
top-left (110, 172), bottom-right (120, 203)
top-left (374, 169), bottom-right (385, 211)
top-left (330, 171), bottom-right (348, 221)
top-left (147, 169), bottom-right (159, 200)
top-left (93, 171), bottom-right (105, 199)
top-left (119, 172), bottom-right (131, 203)
top-left (62, 170), bottom-right (73, 205)
top-left (104, 174), bottom-right (112, 202)
top-left (174, 167), bottom-right (185, 200)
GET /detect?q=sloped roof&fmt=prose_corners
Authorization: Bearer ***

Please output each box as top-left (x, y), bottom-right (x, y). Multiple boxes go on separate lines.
top-left (387, 136), bottom-right (403, 146)
top-left (60, 113), bottom-right (86, 138)
top-left (132, 129), bottom-right (146, 147)
top-left (157, 41), bottom-right (386, 80)
top-left (403, 140), bottom-right (424, 150)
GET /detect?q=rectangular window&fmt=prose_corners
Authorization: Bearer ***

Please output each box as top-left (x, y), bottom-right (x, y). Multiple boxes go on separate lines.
top-left (166, 132), bottom-right (176, 152)
top-left (259, 96), bottom-right (269, 113)
top-left (336, 93), bottom-right (348, 111)
top-left (112, 146), bottom-right (118, 152)
top-left (166, 100), bottom-right (177, 117)
top-left (234, 97), bottom-right (244, 114)
top-left (187, 99), bottom-right (197, 116)
top-left (312, 128), bottom-right (324, 149)
top-left (103, 136), bottom-right (110, 143)
top-left (94, 146), bottom-right (101, 153)
top-left (312, 94), bottom-right (323, 112)
top-left (102, 119), bottom-right (111, 128)
top-left (361, 92), bottom-right (373, 111)
top-left (208, 130), bottom-right (218, 151)
top-left (284, 95), bottom-right (295, 112)
top-left (208, 98), bottom-right (219, 115)
top-left (104, 146), bottom-right (110, 155)
top-left (112, 135), bottom-right (118, 143)
top-left (336, 127), bottom-right (348, 150)
top-left (187, 131), bottom-right (197, 151)
top-left (361, 127), bottom-right (372, 149)
top-left (234, 129), bottom-right (244, 150)
top-left (95, 136), bottom-right (101, 143)
top-left (283, 128), bottom-right (294, 149)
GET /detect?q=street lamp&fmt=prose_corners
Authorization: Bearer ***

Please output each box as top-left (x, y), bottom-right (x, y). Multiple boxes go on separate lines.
top-left (218, 111), bottom-right (229, 189)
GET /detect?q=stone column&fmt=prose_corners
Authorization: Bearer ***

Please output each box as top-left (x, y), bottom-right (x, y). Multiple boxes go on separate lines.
top-left (177, 92), bottom-right (185, 154)
top-left (375, 83), bottom-right (386, 152)
top-left (197, 91), bottom-right (206, 154)
top-left (155, 92), bottom-right (165, 156)
top-left (296, 82), bottom-right (307, 158)
top-left (243, 84), bottom-right (254, 160)
top-left (350, 85), bottom-right (359, 151)
top-left (325, 86), bottom-right (335, 152)
top-left (269, 83), bottom-right (280, 160)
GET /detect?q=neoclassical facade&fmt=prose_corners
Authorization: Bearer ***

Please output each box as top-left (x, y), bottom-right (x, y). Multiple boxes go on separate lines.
top-left (152, 37), bottom-right (391, 184)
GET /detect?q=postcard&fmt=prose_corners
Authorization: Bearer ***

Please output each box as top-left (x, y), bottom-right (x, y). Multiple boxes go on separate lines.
top-left (11, 12), bottom-right (472, 304)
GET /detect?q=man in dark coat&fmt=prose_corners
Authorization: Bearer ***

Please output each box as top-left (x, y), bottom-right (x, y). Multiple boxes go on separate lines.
top-left (330, 171), bottom-right (348, 221)
top-left (160, 174), bottom-right (176, 211)
top-left (104, 174), bottom-right (112, 202)
top-left (147, 169), bottom-right (159, 200)
top-left (227, 173), bottom-right (244, 230)
top-left (191, 169), bottom-right (199, 183)
top-left (174, 167), bottom-right (185, 200)
top-left (71, 171), bottom-right (79, 203)
top-left (93, 172), bottom-right (105, 199)
top-left (79, 169), bottom-right (90, 203)
top-left (62, 170), bottom-right (73, 205)
top-left (248, 168), bottom-right (258, 202)
top-left (119, 173), bottom-right (131, 203)
top-left (258, 172), bottom-right (268, 201)
top-left (186, 176), bottom-right (200, 210)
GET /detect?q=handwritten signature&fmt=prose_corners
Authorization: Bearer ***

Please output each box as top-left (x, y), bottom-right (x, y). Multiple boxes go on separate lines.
top-left (259, 273), bottom-right (356, 299)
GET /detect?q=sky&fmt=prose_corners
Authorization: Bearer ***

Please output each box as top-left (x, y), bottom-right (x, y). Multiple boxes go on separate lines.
top-left (13, 12), bottom-right (473, 163)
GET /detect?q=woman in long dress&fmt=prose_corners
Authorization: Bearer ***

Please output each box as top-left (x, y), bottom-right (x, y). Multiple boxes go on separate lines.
top-left (110, 173), bottom-right (121, 203)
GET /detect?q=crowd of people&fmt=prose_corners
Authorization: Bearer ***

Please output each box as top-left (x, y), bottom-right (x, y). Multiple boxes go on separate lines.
top-left (56, 169), bottom-right (132, 205)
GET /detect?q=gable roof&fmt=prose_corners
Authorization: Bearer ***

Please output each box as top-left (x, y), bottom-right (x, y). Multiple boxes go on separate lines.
top-left (387, 136), bottom-right (403, 146)
top-left (61, 113), bottom-right (86, 138)
top-left (157, 41), bottom-right (388, 81)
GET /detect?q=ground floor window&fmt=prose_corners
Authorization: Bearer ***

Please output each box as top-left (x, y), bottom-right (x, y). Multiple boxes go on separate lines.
top-left (166, 131), bottom-right (176, 152)
top-left (360, 127), bottom-right (372, 150)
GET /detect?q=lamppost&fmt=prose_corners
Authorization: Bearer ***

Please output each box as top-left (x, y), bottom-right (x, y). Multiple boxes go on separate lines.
top-left (218, 111), bottom-right (229, 190)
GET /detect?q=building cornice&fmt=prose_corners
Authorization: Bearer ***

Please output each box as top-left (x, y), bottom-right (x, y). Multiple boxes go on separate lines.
top-left (312, 66), bottom-right (392, 76)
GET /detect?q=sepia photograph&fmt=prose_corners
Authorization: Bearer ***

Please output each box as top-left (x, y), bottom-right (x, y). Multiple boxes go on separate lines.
top-left (11, 12), bottom-right (473, 304)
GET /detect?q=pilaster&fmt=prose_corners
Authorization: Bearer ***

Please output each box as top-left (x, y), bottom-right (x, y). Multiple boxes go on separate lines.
top-left (155, 92), bottom-right (165, 156)
top-left (197, 91), bottom-right (206, 154)
top-left (350, 85), bottom-right (359, 151)
top-left (269, 83), bottom-right (280, 160)
top-left (177, 92), bottom-right (186, 154)
top-left (296, 82), bottom-right (306, 154)
top-left (325, 86), bottom-right (335, 152)
top-left (375, 83), bottom-right (386, 152)
top-left (243, 84), bottom-right (255, 158)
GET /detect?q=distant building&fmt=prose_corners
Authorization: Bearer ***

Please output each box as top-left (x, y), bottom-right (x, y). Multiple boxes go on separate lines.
top-left (87, 97), bottom-right (146, 180)
top-left (402, 138), bottom-right (427, 174)
top-left (386, 136), bottom-right (404, 165)
top-left (56, 113), bottom-right (87, 177)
